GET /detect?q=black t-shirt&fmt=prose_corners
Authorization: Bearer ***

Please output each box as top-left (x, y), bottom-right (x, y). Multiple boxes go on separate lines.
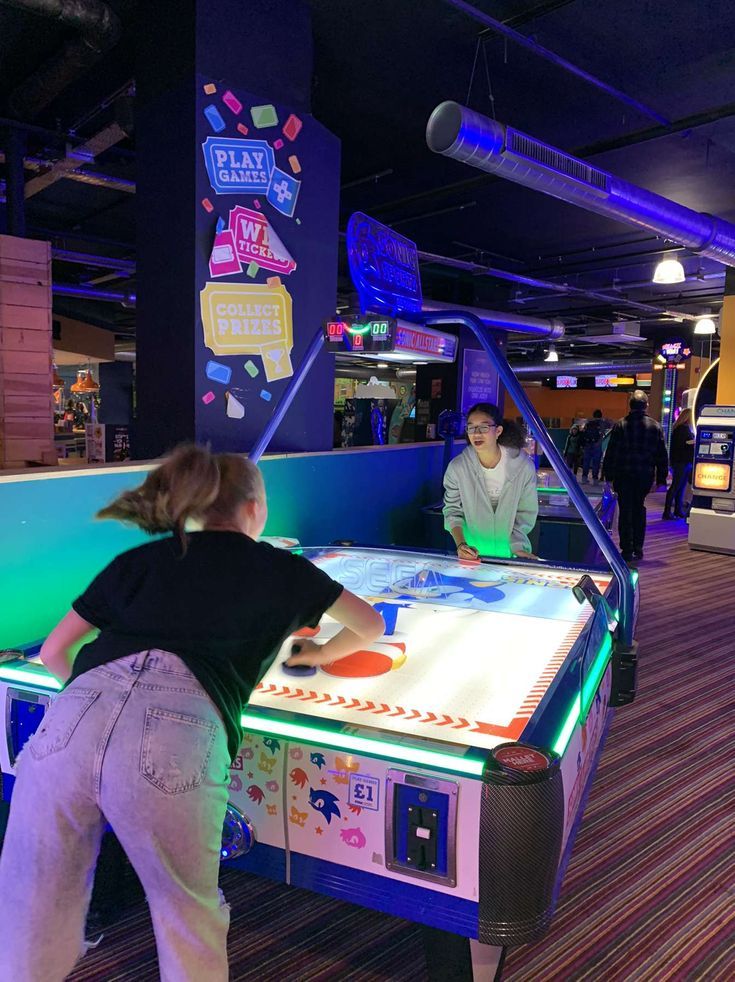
top-left (70, 532), bottom-right (344, 760)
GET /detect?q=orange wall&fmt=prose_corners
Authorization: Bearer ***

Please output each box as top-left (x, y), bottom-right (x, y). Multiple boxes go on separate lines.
top-left (504, 386), bottom-right (630, 426)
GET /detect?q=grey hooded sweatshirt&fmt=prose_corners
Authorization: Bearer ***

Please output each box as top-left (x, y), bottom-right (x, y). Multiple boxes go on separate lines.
top-left (443, 445), bottom-right (539, 557)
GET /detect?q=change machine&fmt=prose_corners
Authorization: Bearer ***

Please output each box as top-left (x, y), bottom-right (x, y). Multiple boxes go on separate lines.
top-left (688, 406), bottom-right (735, 554)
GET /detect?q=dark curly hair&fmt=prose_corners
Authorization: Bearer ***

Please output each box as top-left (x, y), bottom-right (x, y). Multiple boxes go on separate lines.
top-left (466, 402), bottom-right (527, 450)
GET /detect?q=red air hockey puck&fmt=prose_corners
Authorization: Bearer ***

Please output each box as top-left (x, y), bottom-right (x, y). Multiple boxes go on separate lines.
top-left (322, 642), bottom-right (406, 678)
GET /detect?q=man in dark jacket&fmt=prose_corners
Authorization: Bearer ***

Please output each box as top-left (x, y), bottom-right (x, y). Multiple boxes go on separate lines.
top-left (603, 391), bottom-right (668, 562)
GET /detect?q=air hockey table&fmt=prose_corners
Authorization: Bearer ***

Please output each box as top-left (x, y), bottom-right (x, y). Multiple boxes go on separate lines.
top-left (533, 478), bottom-right (617, 565)
top-left (0, 542), bottom-right (639, 977)
top-left (421, 478), bottom-right (617, 566)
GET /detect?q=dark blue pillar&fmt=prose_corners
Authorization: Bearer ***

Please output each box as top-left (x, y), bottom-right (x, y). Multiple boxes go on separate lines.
top-left (4, 127), bottom-right (26, 237)
top-left (99, 362), bottom-right (134, 425)
top-left (134, 0), bottom-right (339, 459)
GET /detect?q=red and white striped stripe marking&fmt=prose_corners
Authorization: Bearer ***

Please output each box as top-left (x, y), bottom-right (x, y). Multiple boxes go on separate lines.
top-left (516, 609), bottom-right (591, 719)
top-left (254, 609), bottom-right (592, 740)
top-left (255, 683), bottom-right (507, 735)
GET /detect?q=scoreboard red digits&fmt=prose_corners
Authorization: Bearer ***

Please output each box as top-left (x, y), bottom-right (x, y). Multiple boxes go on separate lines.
top-left (323, 315), bottom-right (396, 353)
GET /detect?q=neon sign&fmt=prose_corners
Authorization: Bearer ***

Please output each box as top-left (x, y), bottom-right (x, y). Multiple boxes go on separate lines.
top-left (346, 212), bottom-right (422, 315)
top-left (656, 338), bottom-right (692, 368)
top-left (395, 324), bottom-right (456, 359)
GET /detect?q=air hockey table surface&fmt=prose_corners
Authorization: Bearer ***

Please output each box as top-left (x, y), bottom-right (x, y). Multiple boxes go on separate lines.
top-left (251, 546), bottom-right (612, 751)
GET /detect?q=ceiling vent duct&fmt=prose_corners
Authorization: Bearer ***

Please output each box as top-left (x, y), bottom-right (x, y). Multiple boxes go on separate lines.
top-left (613, 321), bottom-right (640, 339)
top-left (512, 358), bottom-right (652, 378)
top-left (427, 101), bottom-right (735, 268)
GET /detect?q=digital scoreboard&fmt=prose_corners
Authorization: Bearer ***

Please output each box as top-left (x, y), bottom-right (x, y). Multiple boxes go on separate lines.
top-left (323, 316), bottom-right (397, 353)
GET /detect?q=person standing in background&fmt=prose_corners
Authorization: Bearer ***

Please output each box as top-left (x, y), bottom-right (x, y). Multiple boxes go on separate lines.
top-left (563, 423), bottom-right (582, 475)
top-left (663, 408), bottom-right (695, 520)
top-left (603, 391), bottom-right (668, 563)
top-left (580, 409), bottom-right (605, 483)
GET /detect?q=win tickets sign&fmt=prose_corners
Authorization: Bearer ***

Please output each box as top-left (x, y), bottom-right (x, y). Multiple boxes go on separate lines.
top-left (228, 207), bottom-right (296, 275)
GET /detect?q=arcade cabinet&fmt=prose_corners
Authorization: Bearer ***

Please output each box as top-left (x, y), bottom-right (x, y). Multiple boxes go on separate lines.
top-left (688, 406), bottom-right (735, 554)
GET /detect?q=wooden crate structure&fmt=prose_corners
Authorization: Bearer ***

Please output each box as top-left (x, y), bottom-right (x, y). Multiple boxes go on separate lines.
top-left (0, 235), bottom-right (56, 468)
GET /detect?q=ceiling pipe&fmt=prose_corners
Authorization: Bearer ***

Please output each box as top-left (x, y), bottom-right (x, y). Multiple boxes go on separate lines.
top-left (60, 168), bottom-right (135, 193)
top-left (426, 102), bottom-right (735, 268)
top-left (53, 283), bottom-right (135, 305)
top-left (439, 0), bottom-right (670, 127)
top-left (417, 246), bottom-right (700, 322)
top-left (510, 270), bottom-right (726, 307)
top-left (420, 297), bottom-right (564, 339)
top-left (511, 358), bottom-right (652, 378)
top-left (2, 0), bottom-right (122, 119)
top-left (23, 120), bottom-right (129, 198)
top-left (0, 152), bottom-right (135, 193)
top-left (338, 231), bottom-right (564, 337)
top-left (52, 248), bottom-right (135, 273)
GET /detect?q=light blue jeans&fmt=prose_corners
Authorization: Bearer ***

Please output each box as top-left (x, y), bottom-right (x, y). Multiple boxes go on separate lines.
top-left (0, 650), bottom-right (232, 982)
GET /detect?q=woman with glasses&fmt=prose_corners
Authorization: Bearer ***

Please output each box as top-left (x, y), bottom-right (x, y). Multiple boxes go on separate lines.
top-left (443, 403), bottom-right (539, 561)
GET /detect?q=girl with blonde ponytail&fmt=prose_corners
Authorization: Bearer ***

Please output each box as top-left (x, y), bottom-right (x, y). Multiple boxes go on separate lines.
top-left (0, 444), bottom-right (383, 982)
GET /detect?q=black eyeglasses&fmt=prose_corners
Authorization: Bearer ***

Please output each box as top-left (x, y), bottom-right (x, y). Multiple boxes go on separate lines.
top-left (466, 424), bottom-right (497, 435)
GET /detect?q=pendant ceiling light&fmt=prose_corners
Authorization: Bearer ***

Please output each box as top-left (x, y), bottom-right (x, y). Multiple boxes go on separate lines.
top-left (544, 344), bottom-right (559, 362)
top-left (70, 367), bottom-right (100, 394)
top-left (652, 258), bottom-right (685, 284)
top-left (694, 316), bottom-right (717, 335)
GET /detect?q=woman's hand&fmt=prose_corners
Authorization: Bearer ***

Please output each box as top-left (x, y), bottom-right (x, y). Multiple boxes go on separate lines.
top-left (285, 639), bottom-right (327, 667)
top-left (457, 542), bottom-right (480, 561)
top-left (513, 550), bottom-right (539, 560)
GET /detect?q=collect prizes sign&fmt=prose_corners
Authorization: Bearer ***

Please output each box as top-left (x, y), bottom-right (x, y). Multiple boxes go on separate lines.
top-left (200, 282), bottom-right (294, 381)
top-left (346, 212), bottom-right (422, 315)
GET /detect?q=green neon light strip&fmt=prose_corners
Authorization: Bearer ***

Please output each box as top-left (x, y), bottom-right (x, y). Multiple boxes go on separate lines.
top-left (0, 665), bottom-right (61, 691)
top-left (240, 712), bottom-right (485, 777)
top-left (552, 694), bottom-right (580, 758)
top-left (551, 633), bottom-right (613, 757)
top-left (581, 633), bottom-right (612, 717)
top-left (346, 324), bottom-right (371, 335)
top-left (630, 570), bottom-right (639, 586)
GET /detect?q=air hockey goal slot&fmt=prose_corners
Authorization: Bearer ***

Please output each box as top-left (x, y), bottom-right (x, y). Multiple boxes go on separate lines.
top-left (385, 770), bottom-right (458, 887)
top-left (6, 688), bottom-right (50, 767)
